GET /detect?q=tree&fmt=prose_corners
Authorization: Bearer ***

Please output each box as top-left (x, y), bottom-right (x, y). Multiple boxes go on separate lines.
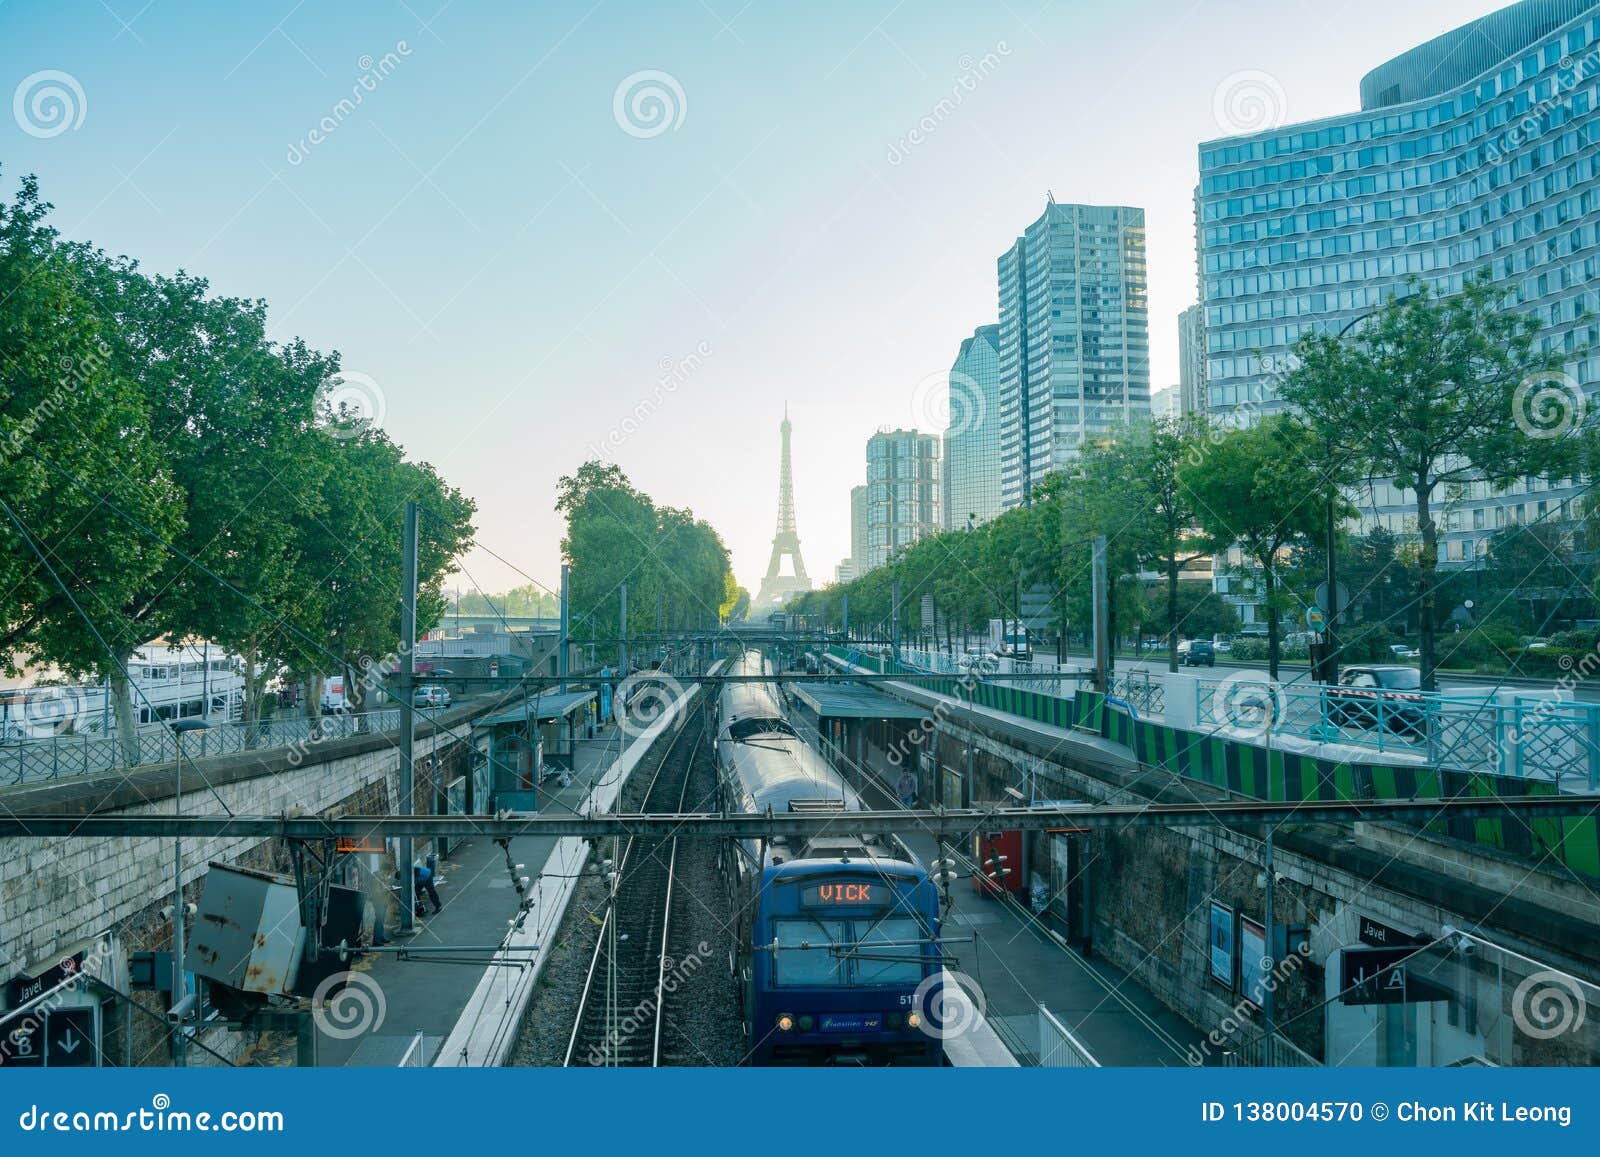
top-left (557, 461), bottom-right (732, 661)
top-left (1049, 466), bottom-right (1144, 665)
top-left (453, 584), bottom-right (560, 619)
top-left (0, 170), bottom-right (477, 748)
top-left (282, 429), bottom-right (475, 719)
top-left (1280, 275), bottom-right (1594, 688)
top-left (0, 174), bottom-right (184, 756)
top-left (1143, 583), bottom-right (1241, 642)
top-left (1184, 417), bottom-right (1340, 678)
top-left (721, 581), bottom-right (750, 624)
top-left (1077, 418), bottom-right (1211, 670)
top-left (1479, 519), bottom-right (1589, 631)
top-left (57, 241), bottom-right (355, 742)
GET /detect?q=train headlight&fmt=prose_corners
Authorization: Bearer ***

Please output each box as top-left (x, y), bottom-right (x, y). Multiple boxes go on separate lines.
top-left (776, 1013), bottom-right (796, 1032)
top-left (906, 1011), bottom-right (921, 1030)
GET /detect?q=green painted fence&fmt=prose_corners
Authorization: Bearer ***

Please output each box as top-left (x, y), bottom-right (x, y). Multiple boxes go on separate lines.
top-left (826, 647), bottom-right (1599, 880)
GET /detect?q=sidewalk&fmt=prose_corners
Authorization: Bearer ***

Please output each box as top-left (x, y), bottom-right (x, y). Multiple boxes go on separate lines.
top-left (312, 728), bottom-right (630, 1066)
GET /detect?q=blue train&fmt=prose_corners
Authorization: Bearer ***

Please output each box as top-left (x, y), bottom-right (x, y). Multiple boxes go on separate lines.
top-left (716, 651), bottom-right (942, 1066)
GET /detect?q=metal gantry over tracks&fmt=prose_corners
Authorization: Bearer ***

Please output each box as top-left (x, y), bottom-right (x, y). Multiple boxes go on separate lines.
top-left (3, 795), bottom-right (1593, 840)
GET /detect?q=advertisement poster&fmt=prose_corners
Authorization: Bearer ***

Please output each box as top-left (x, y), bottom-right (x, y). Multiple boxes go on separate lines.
top-left (1209, 902), bottom-right (1235, 987)
top-left (1240, 917), bottom-right (1267, 1007)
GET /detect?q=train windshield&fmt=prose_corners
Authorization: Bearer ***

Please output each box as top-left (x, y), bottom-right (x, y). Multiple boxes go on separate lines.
top-left (773, 917), bottom-right (928, 987)
top-left (773, 919), bottom-right (848, 986)
top-left (853, 918), bottom-right (926, 986)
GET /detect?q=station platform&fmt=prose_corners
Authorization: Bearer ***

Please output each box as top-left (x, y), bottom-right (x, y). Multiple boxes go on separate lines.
top-left (861, 771), bottom-right (1201, 1066)
top-left (300, 726), bottom-right (634, 1067)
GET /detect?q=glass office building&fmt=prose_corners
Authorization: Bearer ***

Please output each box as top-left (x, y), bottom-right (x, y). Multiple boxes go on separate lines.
top-left (1177, 303), bottom-right (1206, 418)
top-left (997, 201), bottom-right (1150, 508)
top-left (1197, 0), bottom-right (1600, 563)
top-left (942, 324), bottom-right (1004, 531)
top-left (864, 429), bottom-right (941, 572)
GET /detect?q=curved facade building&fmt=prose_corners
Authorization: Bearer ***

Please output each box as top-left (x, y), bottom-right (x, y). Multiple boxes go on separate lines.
top-left (1197, 0), bottom-right (1600, 562)
top-left (942, 324), bottom-right (1003, 531)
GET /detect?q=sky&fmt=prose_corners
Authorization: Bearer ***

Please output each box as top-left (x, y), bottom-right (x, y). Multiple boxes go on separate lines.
top-left (0, 0), bottom-right (1511, 601)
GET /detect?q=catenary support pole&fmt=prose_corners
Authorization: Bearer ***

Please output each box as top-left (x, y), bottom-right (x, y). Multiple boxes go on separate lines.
top-left (891, 579), bottom-right (901, 664)
top-left (1091, 535), bottom-right (1109, 693)
top-left (559, 564), bottom-right (570, 693)
top-left (171, 730), bottom-right (187, 1065)
top-left (1323, 496), bottom-right (1340, 684)
top-left (1262, 825), bottom-right (1276, 1046)
top-left (398, 500), bottom-right (419, 934)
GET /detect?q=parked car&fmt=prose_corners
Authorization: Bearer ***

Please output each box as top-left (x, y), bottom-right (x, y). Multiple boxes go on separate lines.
top-left (413, 684), bottom-right (452, 709)
top-left (1388, 643), bottom-right (1421, 660)
top-left (1212, 635), bottom-right (1233, 654)
top-left (1521, 636), bottom-right (1552, 651)
top-left (1327, 665), bottom-right (1427, 738)
top-left (1181, 639), bottom-right (1216, 667)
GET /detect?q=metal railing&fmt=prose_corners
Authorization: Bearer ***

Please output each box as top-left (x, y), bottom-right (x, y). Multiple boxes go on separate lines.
top-left (1109, 671), bottom-right (1166, 717)
top-left (0, 708), bottom-right (403, 787)
top-left (1037, 1003), bottom-right (1100, 1068)
top-left (1195, 677), bottom-right (1600, 790)
top-left (851, 645), bottom-right (1595, 788)
top-left (898, 647), bottom-right (1078, 699)
top-left (397, 1031), bottom-right (429, 1067)
top-left (1221, 1030), bottom-right (1322, 1067)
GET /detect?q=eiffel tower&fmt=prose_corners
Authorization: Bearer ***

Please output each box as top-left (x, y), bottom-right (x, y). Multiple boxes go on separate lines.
top-left (755, 406), bottom-right (812, 611)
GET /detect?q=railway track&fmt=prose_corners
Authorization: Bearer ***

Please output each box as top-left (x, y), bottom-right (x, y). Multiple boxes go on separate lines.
top-left (564, 707), bottom-right (707, 1067)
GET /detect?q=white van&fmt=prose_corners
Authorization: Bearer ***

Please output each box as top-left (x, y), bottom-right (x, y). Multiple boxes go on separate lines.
top-left (320, 675), bottom-right (352, 715)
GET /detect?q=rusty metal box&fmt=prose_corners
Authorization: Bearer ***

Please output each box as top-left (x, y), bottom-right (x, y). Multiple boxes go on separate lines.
top-left (189, 863), bottom-right (305, 996)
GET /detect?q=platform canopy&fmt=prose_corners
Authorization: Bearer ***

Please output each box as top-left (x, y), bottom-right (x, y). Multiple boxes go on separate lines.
top-left (791, 682), bottom-right (929, 721)
top-left (474, 690), bottom-right (595, 727)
